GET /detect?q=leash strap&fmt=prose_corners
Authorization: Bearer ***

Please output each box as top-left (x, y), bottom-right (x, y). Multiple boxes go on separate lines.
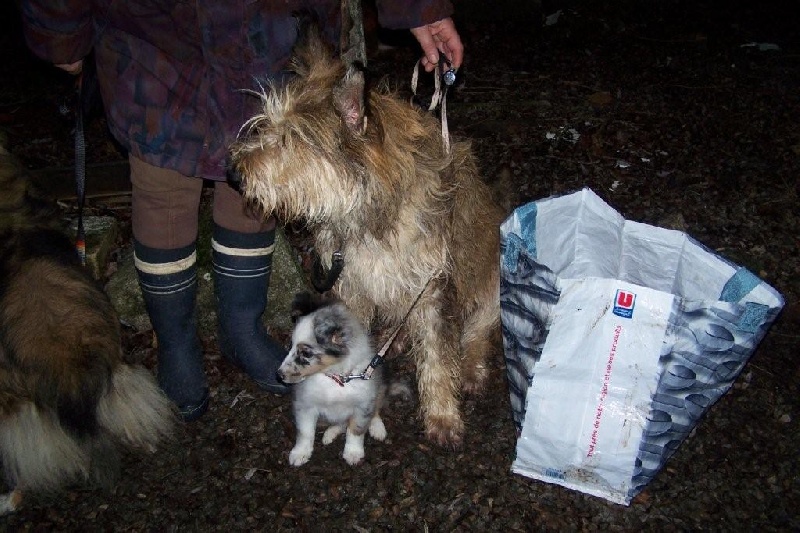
top-left (328, 272), bottom-right (439, 386)
top-left (74, 73), bottom-right (87, 266)
top-left (363, 272), bottom-right (437, 378)
top-left (340, 0), bottom-right (367, 67)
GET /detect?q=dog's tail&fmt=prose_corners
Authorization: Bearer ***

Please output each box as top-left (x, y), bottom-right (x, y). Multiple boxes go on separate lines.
top-left (97, 364), bottom-right (176, 450)
top-left (0, 400), bottom-right (95, 492)
top-left (0, 363), bottom-right (174, 493)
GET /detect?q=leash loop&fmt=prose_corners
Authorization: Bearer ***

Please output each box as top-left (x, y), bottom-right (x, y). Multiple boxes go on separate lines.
top-left (411, 54), bottom-right (456, 154)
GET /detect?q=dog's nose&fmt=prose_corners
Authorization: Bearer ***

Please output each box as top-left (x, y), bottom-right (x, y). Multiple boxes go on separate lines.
top-left (276, 369), bottom-right (286, 383)
top-left (226, 157), bottom-right (244, 191)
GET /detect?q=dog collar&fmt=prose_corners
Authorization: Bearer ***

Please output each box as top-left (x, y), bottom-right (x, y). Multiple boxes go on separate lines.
top-left (326, 373), bottom-right (358, 387)
top-left (326, 371), bottom-right (369, 387)
top-left (325, 353), bottom-right (386, 387)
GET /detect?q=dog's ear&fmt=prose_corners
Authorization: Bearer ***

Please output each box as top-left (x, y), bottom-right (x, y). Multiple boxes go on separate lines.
top-left (292, 10), bottom-right (319, 51)
top-left (333, 65), bottom-right (367, 135)
top-left (313, 304), bottom-right (352, 356)
top-left (290, 9), bottom-right (344, 85)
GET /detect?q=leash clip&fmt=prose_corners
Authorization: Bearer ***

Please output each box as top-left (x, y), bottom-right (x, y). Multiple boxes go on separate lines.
top-left (327, 372), bottom-right (368, 387)
top-left (440, 54), bottom-right (457, 87)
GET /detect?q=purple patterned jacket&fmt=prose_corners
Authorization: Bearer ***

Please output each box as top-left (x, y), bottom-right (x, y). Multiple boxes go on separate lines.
top-left (20, 1), bottom-right (454, 180)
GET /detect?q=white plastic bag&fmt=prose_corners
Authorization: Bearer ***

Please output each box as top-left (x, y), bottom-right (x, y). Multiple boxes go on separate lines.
top-left (500, 188), bottom-right (784, 505)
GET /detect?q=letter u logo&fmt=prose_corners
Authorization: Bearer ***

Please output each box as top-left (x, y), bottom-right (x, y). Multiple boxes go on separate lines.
top-left (617, 291), bottom-right (634, 308)
top-left (613, 289), bottom-right (636, 318)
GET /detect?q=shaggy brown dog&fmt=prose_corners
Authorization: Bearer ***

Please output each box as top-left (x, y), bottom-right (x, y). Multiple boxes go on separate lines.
top-left (228, 21), bottom-right (504, 447)
top-left (0, 144), bottom-right (174, 513)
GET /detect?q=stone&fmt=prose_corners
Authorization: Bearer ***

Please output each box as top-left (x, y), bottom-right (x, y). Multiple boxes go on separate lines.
top-left (70, 215), bottom-right (119, 280)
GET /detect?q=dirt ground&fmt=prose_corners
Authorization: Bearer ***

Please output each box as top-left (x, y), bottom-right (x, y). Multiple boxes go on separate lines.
top-left (1, 0), bottom-right (798, 531)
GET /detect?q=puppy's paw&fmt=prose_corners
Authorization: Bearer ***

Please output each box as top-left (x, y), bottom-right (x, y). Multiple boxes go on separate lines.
top-left (288, 444), bottom-right (313, 466)
top-left (342, 443), bottom-right (365, 465)
top-left (322, 425), bottom-right (344, 445)
top-left (0, 490), bottom-right (22, 515)
top-left (368, 416), bottom-right (387, 441)
top-left (425, 414), bottom-right (464, 449)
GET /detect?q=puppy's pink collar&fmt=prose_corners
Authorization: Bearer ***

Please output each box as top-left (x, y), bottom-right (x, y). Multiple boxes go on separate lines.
top-left (326, 372), bottom-right (365, 387)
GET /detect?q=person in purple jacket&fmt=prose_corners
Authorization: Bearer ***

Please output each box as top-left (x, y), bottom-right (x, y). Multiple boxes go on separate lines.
top-left (19, 1), bottom-right (464, 421)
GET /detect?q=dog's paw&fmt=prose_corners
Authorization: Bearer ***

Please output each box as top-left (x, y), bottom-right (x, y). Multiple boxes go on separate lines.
top-left (342, 444), bottom-right (365, 465)
top-left (425, 415), bottom-right (464, 449)
top-left (288, 444), bottom-right (313, 466)
top-left (368, 417), bottom-right (387, 441)
top-left (322, 425), bottom-right (344, 445)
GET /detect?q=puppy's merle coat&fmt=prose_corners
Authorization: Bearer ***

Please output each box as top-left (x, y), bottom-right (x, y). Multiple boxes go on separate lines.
top-left (279, 294), bottom-right (388, 466)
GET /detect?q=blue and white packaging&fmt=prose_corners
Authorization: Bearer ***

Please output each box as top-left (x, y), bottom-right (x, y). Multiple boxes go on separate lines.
top-left (500, 188), bottom-right (784, 505)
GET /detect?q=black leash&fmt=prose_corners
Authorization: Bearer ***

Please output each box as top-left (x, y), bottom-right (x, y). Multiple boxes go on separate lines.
top-left (311, 250), bottom-right (344, 293)
top-left (74, 72), bottom-right (87, 265)
top-left (73, 54), bottom-right (98, 266)
top-left (309, 0), bottom-right (364, 294)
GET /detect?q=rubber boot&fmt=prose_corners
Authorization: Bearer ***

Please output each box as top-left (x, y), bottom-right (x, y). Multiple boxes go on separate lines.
top-left (135, 241), bottom-right (209, 421)
top-left (212, 224), bottom-right (288, 394)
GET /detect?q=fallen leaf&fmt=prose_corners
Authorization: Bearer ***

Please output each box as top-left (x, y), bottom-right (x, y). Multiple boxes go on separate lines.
top-left (588, 91), bottom-right (612, 106)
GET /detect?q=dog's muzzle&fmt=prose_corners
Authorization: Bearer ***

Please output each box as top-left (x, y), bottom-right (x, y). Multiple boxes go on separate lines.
top-left (277, 366), bottom-right (305, 384)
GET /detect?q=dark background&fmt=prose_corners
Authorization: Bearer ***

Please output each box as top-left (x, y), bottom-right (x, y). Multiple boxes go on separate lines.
top-left (1, 1), bottom-right (798, 530)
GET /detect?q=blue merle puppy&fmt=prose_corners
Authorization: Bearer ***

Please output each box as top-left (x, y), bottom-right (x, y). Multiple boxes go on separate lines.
top-left (278, 293), bottom-right (395, 466)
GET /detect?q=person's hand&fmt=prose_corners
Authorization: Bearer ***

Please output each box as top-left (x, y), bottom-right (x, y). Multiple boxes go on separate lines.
top-left (410, 17), bottom-right (463, 72)
top-left (55, 60), bottom-right (83, 75)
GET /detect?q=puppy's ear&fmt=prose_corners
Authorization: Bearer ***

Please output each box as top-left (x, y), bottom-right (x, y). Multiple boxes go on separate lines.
top-left (313, 305), bottom-right (352, 356)
top-left (291, 291), bottom-right (323, 322)
top-left (333, 65), bottom-right (367, 135)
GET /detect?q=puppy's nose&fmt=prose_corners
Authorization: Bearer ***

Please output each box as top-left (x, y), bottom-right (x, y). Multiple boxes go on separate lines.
top-left (276, 369), bottom-right (286, 383)
top-left (226, 158), bottom-right (244, 191)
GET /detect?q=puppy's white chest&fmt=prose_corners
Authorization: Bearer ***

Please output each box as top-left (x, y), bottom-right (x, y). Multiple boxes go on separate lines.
top-left (297, 375), bottom-right (374, 424)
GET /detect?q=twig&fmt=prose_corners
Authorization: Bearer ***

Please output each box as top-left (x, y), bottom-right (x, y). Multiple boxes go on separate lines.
top-left (667, 84), bottom-right (724, 90)
top-left (634, 35), bottom-right (707, 44)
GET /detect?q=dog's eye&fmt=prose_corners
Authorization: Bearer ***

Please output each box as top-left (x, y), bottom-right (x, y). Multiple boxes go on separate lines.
top-left (296, 344), bottom-right (315, 366)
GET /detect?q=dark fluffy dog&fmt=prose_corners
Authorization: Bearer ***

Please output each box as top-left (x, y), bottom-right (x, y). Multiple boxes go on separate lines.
top-left (0, 144), bottom-right (174, 513)
top-left (228, 20), bottom-right (504, 447)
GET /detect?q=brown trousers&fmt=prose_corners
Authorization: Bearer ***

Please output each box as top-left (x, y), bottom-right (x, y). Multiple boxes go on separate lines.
top-left (129, 155), bottom-right (274, 249)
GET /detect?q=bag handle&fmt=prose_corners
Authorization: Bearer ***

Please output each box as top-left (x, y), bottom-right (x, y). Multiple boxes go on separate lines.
top-left (720, 268), bottom-right (770, 333)
top-left (719, 267), bottom-right (760, 303)
top-left (501, 202), bottom-right (539, 273)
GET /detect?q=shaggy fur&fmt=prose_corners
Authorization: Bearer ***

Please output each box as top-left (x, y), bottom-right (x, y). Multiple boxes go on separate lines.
top-left (0, 146), bottom-right (175, 513)
top-left (229, 20), bottom-right (504, 447)
top-left (0, 133), bottom-right (56, 232)
top-left (280, 294), bottom-right (392, 466)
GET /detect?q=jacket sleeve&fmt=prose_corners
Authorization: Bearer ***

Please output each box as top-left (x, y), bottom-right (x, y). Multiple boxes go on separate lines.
top-left (376, 0), bottom-right (454, 30)
top-left (19, 0), bottom-right (95, 64)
